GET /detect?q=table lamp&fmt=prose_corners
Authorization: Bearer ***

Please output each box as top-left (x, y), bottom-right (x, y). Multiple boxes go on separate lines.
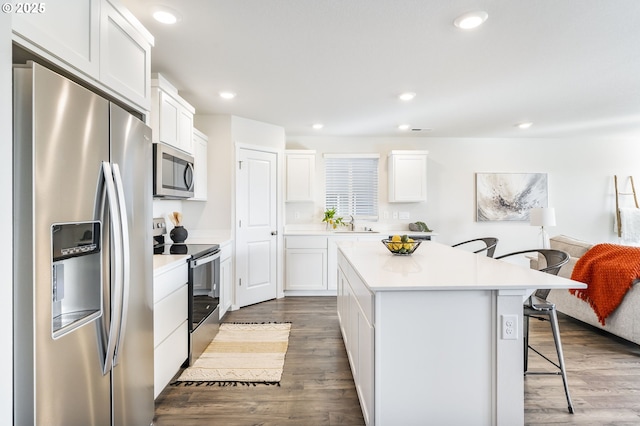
top-left (530, 207), bottom-right (556, 249)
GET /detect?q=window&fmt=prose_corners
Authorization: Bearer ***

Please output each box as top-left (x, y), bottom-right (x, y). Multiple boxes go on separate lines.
top-left (324, 154), bottom-right (379, 219)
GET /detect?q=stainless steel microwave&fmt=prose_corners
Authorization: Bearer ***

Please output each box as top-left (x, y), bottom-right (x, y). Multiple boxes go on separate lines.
top-left (153, 143), bottom-right (195, 199)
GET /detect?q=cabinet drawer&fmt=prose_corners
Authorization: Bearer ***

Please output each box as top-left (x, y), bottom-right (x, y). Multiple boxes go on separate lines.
top-left (154, 261), bottom-right (188, 303)
top-left (285, 236), bottom-right (327, 249)
top-left (154, 320), bottom-right (188, 399)
top-left (154, 284), bottom-right (188, 348)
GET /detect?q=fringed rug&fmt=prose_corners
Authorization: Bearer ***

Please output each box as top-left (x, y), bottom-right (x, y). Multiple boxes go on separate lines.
top-left (172, 322), bottom-right (291, 387)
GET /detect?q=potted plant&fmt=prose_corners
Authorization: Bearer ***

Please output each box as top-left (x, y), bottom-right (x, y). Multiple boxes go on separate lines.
top-left (322, 208), bottom-right (344, 230)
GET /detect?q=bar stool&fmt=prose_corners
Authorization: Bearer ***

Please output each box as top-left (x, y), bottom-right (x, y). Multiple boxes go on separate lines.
top-left (495, 249), bottom-right (575, 414)
top-left (452, 237), bottom-right (498, 257)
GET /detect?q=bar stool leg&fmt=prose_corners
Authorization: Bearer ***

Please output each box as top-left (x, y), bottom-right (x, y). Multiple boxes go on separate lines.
top-left (523, 314), bottom-right (530, 373)
top-left (548, 308), bottom-right (575, 414)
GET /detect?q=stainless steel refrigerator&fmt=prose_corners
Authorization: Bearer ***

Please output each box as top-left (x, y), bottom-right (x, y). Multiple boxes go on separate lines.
top-left (13, 61), bottom-right (154, 425)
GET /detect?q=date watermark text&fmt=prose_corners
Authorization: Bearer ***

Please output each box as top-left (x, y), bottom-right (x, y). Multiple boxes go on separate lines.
top-left (2, 3), bottom-right (46, 13)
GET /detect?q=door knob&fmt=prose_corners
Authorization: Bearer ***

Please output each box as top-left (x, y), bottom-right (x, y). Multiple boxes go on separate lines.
top-left (271, 231), bottom-right (278, 235)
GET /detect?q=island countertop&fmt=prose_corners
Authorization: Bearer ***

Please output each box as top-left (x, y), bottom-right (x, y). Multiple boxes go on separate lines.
top-left (337, 240), bottom-right (587, 292)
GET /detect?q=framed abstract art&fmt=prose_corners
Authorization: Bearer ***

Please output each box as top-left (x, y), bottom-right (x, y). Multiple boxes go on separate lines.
top-left (476, 173), bottom-right (548, 222)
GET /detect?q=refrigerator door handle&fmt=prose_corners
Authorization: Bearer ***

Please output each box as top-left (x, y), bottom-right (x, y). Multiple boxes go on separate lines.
top-left (94, 162), bottom-right (125, 376)
top-left (111, 163), bottom-right (130, 367)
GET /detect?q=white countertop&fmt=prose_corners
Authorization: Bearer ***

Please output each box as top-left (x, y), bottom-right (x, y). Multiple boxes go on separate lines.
top-left (338, 240), bottom-right (587, 292)
top-left (153, 254), bottom-right (189, 275)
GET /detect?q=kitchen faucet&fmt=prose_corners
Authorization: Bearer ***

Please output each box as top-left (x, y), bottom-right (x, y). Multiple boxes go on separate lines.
top-left (349, 215), bottom-right (355, 231)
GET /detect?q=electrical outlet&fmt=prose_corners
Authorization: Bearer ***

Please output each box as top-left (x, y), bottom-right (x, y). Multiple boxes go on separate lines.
top-left (392, 211), bottom-right (398, 219)
top-left (501, 314), bottom-right (518, 340)
top-left (399, 211), bottom-right (410, 220)
top-left (294, 211), bottom-right (300, 219)
top-left (383, 211), bottom-right (389, 220)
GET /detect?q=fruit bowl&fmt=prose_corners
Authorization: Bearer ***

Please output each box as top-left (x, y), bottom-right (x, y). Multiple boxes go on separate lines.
top-left (381, 238), bottom-right (421, 255)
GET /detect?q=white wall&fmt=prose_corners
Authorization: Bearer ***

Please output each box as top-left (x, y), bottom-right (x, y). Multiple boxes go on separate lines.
top-left (2, 11), bottom-right (12, 424)
top-left (182, 115), bottom-right (285, 232)
top-left (286, 136), bottom-right (640, 256)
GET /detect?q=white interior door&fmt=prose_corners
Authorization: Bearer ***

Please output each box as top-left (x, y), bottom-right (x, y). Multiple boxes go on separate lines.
top-left (236, 148), bottom-right (278, 307)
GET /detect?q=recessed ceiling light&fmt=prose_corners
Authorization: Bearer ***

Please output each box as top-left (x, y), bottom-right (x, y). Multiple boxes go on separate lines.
top-left (398, 124), bottom-right (411, 131)
top-left (517, 122), bottom-right (533, 129)
top-left (453, 11), bottom-right (488, 30)
top-left (219, 91), bottom-right (236, 100)
top-left (399, 92), bottom-right (416, 101)
top-left (312, 123), bottom-right (324, 130)
top-left (152, 7), bottom-right (181, 24)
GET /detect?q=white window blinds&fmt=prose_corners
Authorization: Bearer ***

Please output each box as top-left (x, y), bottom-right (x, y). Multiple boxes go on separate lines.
top-left (324, 154), bottom-right (379, 219)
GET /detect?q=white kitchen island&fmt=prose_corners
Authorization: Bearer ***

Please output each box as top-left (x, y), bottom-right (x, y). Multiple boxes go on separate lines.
top-left (336, 240), bottom-right (586, 426)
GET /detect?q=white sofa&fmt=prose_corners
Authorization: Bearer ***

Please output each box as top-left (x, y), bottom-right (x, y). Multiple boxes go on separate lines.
top-left (533, 235), bottom-right (640, 345)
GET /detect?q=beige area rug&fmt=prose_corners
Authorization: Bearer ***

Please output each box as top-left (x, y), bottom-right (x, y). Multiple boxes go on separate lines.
top-left (172, 322), bottom-right (291, 387)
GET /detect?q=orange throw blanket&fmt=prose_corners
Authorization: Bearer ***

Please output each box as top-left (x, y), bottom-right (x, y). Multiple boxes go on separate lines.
top-left (570, 244), bottom-right (640, 325)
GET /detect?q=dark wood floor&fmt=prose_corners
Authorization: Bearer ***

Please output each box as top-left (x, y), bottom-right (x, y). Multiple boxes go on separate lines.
top-left (153, 297), bottom-right (364, 426)
top-left (153, 297), bottom-right (640, 425)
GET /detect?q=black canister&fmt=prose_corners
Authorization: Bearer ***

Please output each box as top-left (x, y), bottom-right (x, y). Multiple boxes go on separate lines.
top-left (170, 226), bottom-right (188, 243)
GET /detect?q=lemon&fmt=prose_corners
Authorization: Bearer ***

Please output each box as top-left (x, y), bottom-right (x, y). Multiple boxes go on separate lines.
top-left (391, 235), bottom-right (402, 242)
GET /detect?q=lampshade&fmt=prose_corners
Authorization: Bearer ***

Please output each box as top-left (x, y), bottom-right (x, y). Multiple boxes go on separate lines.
top-left (530, 207), bottom-right (556, 227)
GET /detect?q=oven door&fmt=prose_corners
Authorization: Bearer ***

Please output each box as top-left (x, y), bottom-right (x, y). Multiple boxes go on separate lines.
top-left (187, 250), bottom-right (220, 365)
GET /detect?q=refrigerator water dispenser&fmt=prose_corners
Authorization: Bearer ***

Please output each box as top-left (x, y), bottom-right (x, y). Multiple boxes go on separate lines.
top-left (51, 222), bottom-right (103, 339)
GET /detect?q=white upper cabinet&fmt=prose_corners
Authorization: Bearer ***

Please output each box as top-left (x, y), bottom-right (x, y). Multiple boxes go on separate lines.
top-left (191, 128), bottom-right (208, 201)
top-left (99, 0), bottom-right (152, 110)
top-left (388, 150), bottom-right (428, 203)
top-left (151, 73), bottom-right (196, 154)
top-left (12, 0), bottom-right (100, 78)
top-left (12, 0), bottom-right (153, 112)
top-left (285, 150), bottom-right (316, 202)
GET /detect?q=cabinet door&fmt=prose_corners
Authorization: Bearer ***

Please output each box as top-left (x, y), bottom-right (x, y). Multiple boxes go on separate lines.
top-left (154, 320), bottom-right (188, 399)
top-left (286, 152), bottom-right (315, 201)
top-left (220, 257), bottom-right (233, 318)
top-left (358, 308), bottom-right (375, 425)
top-left (159, 91), bottom-right (180, 147)
top-left (337, 266), bottom-right (350, 345)
top-left (178, 108), bottom-right (194, 154)
top-left (285, 249), bottom-right (327, 290)
top-left (12, 0), bottom-right (100, 78)
top-left (191, 130), bottom-right (208, 200)
top-left (100, 0), bottom-right (151, 110)
top-left (348, 290), bottom-right (360, 378)
top-left (388, 153), bottom-right (428, 202)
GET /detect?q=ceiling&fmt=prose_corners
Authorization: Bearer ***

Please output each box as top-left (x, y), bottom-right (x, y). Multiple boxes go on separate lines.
top-left (121, 0), bottom-right (640, 139)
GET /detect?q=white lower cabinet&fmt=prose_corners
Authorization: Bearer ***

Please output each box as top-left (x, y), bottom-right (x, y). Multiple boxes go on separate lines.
top-left (219, 242), bottom-right (233, 318)
top-left (284, 236), bottom-right (327, 291)
top-left (284, 234), bottom-right (382, 294)
top-left (338, 255), bottom-right (374, 425)
top-left (153, 261), bottom-right (188, 399)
